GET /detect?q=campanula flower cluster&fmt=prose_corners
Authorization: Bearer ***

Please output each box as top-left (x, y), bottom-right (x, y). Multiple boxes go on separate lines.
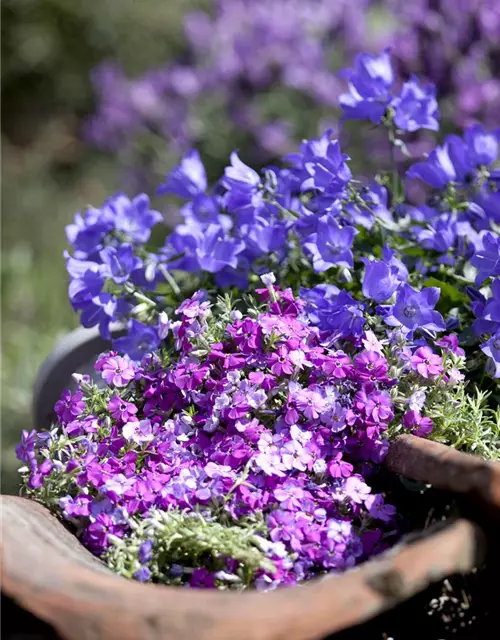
top-left (66, 53), bottom-right (500, 380)
top-left (339, 48), bottom-right (439, 132)
top-left (18, 285), bottom-right (464, 588)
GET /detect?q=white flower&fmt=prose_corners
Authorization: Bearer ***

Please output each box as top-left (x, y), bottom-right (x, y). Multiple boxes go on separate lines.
top-left (157, 311), bottom-right (170, 339)
top-left (230, 309), bottom-right (243, 321)
top-left (362, 330), bottom-right (384, 354)
top-left (313, 459), bottom-right (327, 474)
top-left (214, 393), bottom-right (231, 411)
top-left (260, 272), bottom-right (276, 286)
top-left (409, 389), bottom-right (426, 411)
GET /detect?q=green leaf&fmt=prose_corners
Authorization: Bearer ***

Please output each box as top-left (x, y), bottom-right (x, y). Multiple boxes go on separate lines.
top-left (424, 277), bottom-right (468, 313)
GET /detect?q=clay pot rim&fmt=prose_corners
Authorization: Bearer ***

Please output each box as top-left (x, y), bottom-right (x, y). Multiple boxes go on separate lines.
top-left (2, 434), bottom-right (499, 640)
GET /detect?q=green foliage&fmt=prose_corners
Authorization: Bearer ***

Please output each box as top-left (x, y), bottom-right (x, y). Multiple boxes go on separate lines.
top-left (426, 385), bottom-right (500, 460)
top-left (105, 508), bottom-right (274, 587)
top-left (423, 277), bottom-right (469, 315)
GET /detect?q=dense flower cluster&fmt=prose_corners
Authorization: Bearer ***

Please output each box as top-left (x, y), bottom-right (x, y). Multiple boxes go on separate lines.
top-left (18, 46), bottom-right (500, 590)
top-left (85, 0), bottom-right (500, 179)
top-left (18, 285), bottom-right (464, 587)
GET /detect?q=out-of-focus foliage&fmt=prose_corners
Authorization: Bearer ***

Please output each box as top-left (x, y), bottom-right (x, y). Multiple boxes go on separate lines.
top-left (1, 0), bottom-right (205, 492)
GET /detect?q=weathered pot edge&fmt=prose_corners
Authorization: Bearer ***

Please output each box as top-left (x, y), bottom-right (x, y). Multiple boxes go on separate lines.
top-left (2, 434), bottom-right (497, 640)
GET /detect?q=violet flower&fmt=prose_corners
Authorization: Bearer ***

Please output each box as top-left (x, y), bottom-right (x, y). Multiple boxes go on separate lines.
top-left (385, 284), bottom-right (445, 335)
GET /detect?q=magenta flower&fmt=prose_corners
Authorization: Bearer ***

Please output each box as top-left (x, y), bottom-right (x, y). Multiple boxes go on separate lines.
top-left (101, 355), bottom-right (136, 387)
top-left (59, 494), bottom-right (92, 518)
top-left (157, 311), bottom-right (171, 339)
top-left (124, 479), bottom-right (157, 513)
top-left (208, 346), bottom-right (245, 370)
top-left (435, 334), bottom-right (465, 357)
top-left (268, 346), bottom-right (294, 376)
top-left (402, 410), bottom-right (433, 437)
top-left (108, 395), bottom-right (138, 422)
top-left (354, 389), bottom-right (394, 423)
top-left (328, 453), bottom-right (353, 478)
top-left (267, 510), bottom-right (304, 550)
top-left (281, 440), bottom-right (312, 472)
top-left (172, 361), bottom-right (209, 389)
top-left (255, 436), bottom-right (286, 477)
top-left (354, 351), bottom-right (389, 381)
top-left (408, 390), bottom-right (426, 412)
top-left (273, 483), bottom-right (305, 511)
top-left (284, 400), bottom-right (299, 426)
top-left (245, 386), bottom-right (267, 410)
top-left (296, 389), bottom-right (326, 420)
top-left (364, 494), bottom-right (396, 523)
top-left (85, 513), bottom-right (123, 550)
top-left (104, 473), bottom-right (136, 496)
top-left (248, 371), bottom-right (277, 390)
top-left (361, 330), bottom-right (384, 354)
top-left (225, 392), bottom-right (251, 420)
top-left (410, 346), bottom-right (443, 379)
top-left (54, 390), bottom-right (85, 423)
top-left (322, 351), bottom-right (352, 378)
top-left (326, 404), bottom-right (348, 433)
top-left (22, 287), bottom-right (430, 586)
top-left (227, 318), bottom-right (261, 352)
top-left (190, 568), bottom-right (216, 588)
top-left (15, 429), bottom-right (38, 463)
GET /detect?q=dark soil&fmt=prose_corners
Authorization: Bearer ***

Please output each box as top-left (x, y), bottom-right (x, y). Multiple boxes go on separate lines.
top-left (330, 470), bottom-right (498, 640)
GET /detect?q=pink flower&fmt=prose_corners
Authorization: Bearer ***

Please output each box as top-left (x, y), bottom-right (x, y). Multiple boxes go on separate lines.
top-left (274, 483), bottom-right (305, 510)
top-left (248, 371), bottom-right (277, 390)
top-left (173, 361), bottom-right (209, 389)
top-left (445, 366), bottom-right (465, 384)
top-left (157, 311), bottom-right (171, 339)
top-left (281, 440), bottom-right (311, 472)
top-left (364, 494), bottom-right (396, 522)
top-left (226, 318), bottom-right (261, 352)
top-left (296, 389), bottom-right (326, 420)
top-left (362, 330), bottom-right (384, 354)
top-left (209, 345), bottom-right (245, 370)
top-left (343, 476), bottom-right (371, 504)
top-left (55, 390), bottom-right (85, 423)
top-left (354, 389), bottom-right (394, 423)
top-left (410, 346), bottom-right (443, 378)
top-left (101, 355), bottom-right (136, 387)
top-left (354, 351), bottom-right (389, 381)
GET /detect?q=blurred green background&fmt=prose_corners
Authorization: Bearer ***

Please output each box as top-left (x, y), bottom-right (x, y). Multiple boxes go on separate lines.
top-left (1, 0), bottom-right (207, 492)
top-left (0, 1), bottom-right (399, 494)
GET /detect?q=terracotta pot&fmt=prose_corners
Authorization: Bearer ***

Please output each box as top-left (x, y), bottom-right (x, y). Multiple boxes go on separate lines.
top-left (2, 435), bottom-right (499, 640)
